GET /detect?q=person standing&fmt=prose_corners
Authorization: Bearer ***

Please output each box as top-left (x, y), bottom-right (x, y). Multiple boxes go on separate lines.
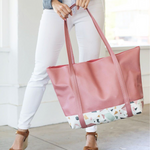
top-left (9, 0), bottom-right (104, 149)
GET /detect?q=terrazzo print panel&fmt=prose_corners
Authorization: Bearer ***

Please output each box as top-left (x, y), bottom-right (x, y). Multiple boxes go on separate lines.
top-left (66, 98), bottom-right (144, 129)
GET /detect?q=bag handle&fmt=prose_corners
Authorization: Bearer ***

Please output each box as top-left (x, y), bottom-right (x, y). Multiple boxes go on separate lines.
top-left (64, 3), bottom-right (133, 128)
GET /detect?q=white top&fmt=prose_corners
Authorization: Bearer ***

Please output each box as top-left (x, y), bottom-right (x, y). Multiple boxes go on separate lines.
top-left (71, 0), bottom-right (77, 15)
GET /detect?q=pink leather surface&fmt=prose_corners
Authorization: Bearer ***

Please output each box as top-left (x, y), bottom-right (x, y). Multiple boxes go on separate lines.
top-left (46, 3), bottom-right (144, 128)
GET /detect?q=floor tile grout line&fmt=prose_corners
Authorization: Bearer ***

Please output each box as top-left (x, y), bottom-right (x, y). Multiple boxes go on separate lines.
top-left (129, 118), bottom-right (149, 124)
top-left (29, 134), bottom-right (68, 150)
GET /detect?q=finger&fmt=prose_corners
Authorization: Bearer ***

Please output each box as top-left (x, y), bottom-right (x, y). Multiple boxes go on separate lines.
top-left (61, 4), bottom-right (70, 15)
top-left (60, 4), bottom-right (72, 18)
top-left (64, 5), bottom-right (73, 16)
top-left (78, 0), bottom-right (82, 7)
top-left (81, 0), bottom-right (86, 8)
top-left (58, 5), bottom-right (68, 18)
top-left (57, 11), bottom-right (67, 20)
top-left (83, 0), bottom-right (90, 9)
top-left (76, 0), bottom-right (80, 10)
top-left (60, 9), bottom-right (69, 19)
top-left (61, 10), bottom-right (69, 18)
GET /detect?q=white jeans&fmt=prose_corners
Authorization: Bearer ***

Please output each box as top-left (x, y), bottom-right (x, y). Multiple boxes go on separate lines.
top-left (18, 0), bottom-right (104, 132)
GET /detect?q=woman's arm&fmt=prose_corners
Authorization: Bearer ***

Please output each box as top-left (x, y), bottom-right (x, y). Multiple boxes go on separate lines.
top-left (43, 0), bottom-right (72, 20)
top-left (43, 0), bottom-right (62, 9)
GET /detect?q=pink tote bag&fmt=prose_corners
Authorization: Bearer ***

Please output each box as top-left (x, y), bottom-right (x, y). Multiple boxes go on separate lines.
top-left (47, 3), bottom-right (144, 129)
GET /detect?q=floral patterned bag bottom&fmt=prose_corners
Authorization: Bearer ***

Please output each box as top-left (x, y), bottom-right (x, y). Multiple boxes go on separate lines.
top-left (66, 98), bottom-right (144, 129)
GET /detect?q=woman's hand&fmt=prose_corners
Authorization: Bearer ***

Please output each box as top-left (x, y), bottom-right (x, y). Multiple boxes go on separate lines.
top-left (51, 0), bottom-right (73, 20)
top-left (76, 0), bottom-right (90, 10)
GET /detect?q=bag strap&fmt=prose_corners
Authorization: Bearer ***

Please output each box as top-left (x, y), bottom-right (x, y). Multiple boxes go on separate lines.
top-left (64, 3), bottom-right (134, 128)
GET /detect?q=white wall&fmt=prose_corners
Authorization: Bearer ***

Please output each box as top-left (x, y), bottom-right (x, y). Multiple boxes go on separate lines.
top-left (0, 0), bottom-right (149, 128)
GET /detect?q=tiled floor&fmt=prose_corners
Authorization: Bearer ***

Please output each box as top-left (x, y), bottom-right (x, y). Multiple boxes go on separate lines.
top-left (0, 104), bottom-right (150, 150)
